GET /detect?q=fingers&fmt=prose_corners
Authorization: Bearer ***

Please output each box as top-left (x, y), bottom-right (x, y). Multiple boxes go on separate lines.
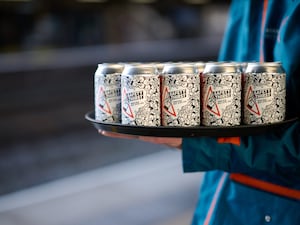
top-left (138, 137), bottom-right (182, 148)
top-left (99, 130), bottom-right (182, 149)
top-left (99, 130), bottom-right (138, 140)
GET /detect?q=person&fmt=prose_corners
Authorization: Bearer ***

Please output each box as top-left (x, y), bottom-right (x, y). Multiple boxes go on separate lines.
top-left (100, 0), bottom-right (300, 224)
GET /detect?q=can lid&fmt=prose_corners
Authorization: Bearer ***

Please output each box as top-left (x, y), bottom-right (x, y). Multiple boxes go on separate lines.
top-left (162, 62), bottom-right (197, 75)
top-left (95, 63), bottom-right (124, 75)
top-left (122, 63), bottom-right (157, 76)
top-left (154, 62), bottom-right (167, 72)
top-left (245, 62), bottom-right (285, 73)
top-left (203, 62), bottom-right (239, 73)
top-left (194, 61), bottom-right (205, 73)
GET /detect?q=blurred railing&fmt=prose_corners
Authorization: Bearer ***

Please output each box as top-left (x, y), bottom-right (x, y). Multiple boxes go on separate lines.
top-left (0, 37), bottom-right (221, 73)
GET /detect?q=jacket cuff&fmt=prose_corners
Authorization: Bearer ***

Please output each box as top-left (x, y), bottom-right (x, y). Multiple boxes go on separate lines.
top-left (182, 137), bottom-right (232, 173)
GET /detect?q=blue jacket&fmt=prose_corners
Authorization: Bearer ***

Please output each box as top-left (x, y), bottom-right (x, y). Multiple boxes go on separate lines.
top-left (182, 0), bottom-right (300, 224)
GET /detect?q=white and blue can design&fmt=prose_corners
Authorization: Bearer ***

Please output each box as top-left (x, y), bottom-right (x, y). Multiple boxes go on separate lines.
top-left (121, 64), bottom-right (161, 126)
top-left (243, 62), bottom-right (286, 124)
top-left (201, 62), bottom-right (242, 126)
top-left (161, 63), bottom-right (200, 127)
top-left (94, 63), bottom-right (124, 123)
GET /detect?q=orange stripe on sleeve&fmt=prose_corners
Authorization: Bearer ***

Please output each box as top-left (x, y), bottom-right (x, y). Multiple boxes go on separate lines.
top-left (230, 173), bottom-right (300, 200)
top-left (217, 137), bottom-right (241, 146)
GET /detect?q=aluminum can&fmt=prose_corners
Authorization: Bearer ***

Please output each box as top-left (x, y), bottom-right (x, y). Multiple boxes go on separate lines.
top-left (94, 63), bottom-right (124, 123)
top-left (161, 63), bottom-right (200, 126)
top-left (155, 62), bottom-right (166, 74)
top-left (121, 64), bottom-right (161, 126)
top-left (241, 62), bottom-right (248, 73)
top-left (201, 62), bottom-right (242, 126)
top-left (194, 61), bottom-right (205, 75)
top-left (243, 62), bottom-right (286, 124)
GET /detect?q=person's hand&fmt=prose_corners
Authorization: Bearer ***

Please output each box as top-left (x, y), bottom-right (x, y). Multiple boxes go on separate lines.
top-left (99, 130), bottom-right (182, 150)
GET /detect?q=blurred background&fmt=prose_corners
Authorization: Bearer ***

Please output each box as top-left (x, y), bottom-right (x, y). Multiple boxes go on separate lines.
top-left (0, 0), bottom-right (229, 224)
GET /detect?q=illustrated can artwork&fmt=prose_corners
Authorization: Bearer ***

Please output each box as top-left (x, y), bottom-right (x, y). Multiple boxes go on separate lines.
top-left (243, 62), bottom-right (286, 124)
top-left (161, 63), bottom-right (200, 126)
top-left (201, 62), bottom-right (242, 126)
top-left (94, 63), bottom-right (124, 123)
top-left (121, 64), bottom-right (161, 126)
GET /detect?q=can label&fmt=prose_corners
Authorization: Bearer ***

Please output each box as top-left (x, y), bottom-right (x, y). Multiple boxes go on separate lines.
top-left (121, 75), bottom-right (160, 126)
top-left (162, 74), bottom-right (200, 126)
top-left (95, 73), bottom-right (121, 122)
top-left (202, 73), bottom-right (241, 126)
top-left (243, 72), bottom-right (286, 124)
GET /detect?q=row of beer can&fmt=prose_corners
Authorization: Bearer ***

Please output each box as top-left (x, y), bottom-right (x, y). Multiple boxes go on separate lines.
top-left (94, 61), bottom-right (286, 127)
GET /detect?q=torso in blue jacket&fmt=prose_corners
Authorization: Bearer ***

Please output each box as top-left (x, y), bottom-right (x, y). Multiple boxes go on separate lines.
top-left (182, 0), bottom-right (300, 224)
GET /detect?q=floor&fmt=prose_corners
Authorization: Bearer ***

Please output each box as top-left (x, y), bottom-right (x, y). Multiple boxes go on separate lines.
top-left (0, 150), bottom-right (202, 225)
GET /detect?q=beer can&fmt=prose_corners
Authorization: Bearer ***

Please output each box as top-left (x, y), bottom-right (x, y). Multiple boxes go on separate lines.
top-left (243, 62), bottom-right (286, 124)
top-left (201, 62), bottom-right (242, 126)
top-left (194, 61), bottom-right (205, 75)
top-left (161, 63), bottom-right (200, 127)
top-left (155, 62), bottom-right (166, 74)
top-left (121, 64), bottom-right (161, 126)
top-left (94, 63), bottom-right (124, 123)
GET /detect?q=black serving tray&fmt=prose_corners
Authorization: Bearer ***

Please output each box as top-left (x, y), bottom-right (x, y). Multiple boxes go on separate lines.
top-left (85, 111), bottom-right (298, 137)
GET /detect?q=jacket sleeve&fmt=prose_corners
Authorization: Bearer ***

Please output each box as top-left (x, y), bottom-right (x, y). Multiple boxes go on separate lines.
top-left (182, 0), bottom-right (300, 180)
top-left (182, 121), bottom-right (300, 179)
